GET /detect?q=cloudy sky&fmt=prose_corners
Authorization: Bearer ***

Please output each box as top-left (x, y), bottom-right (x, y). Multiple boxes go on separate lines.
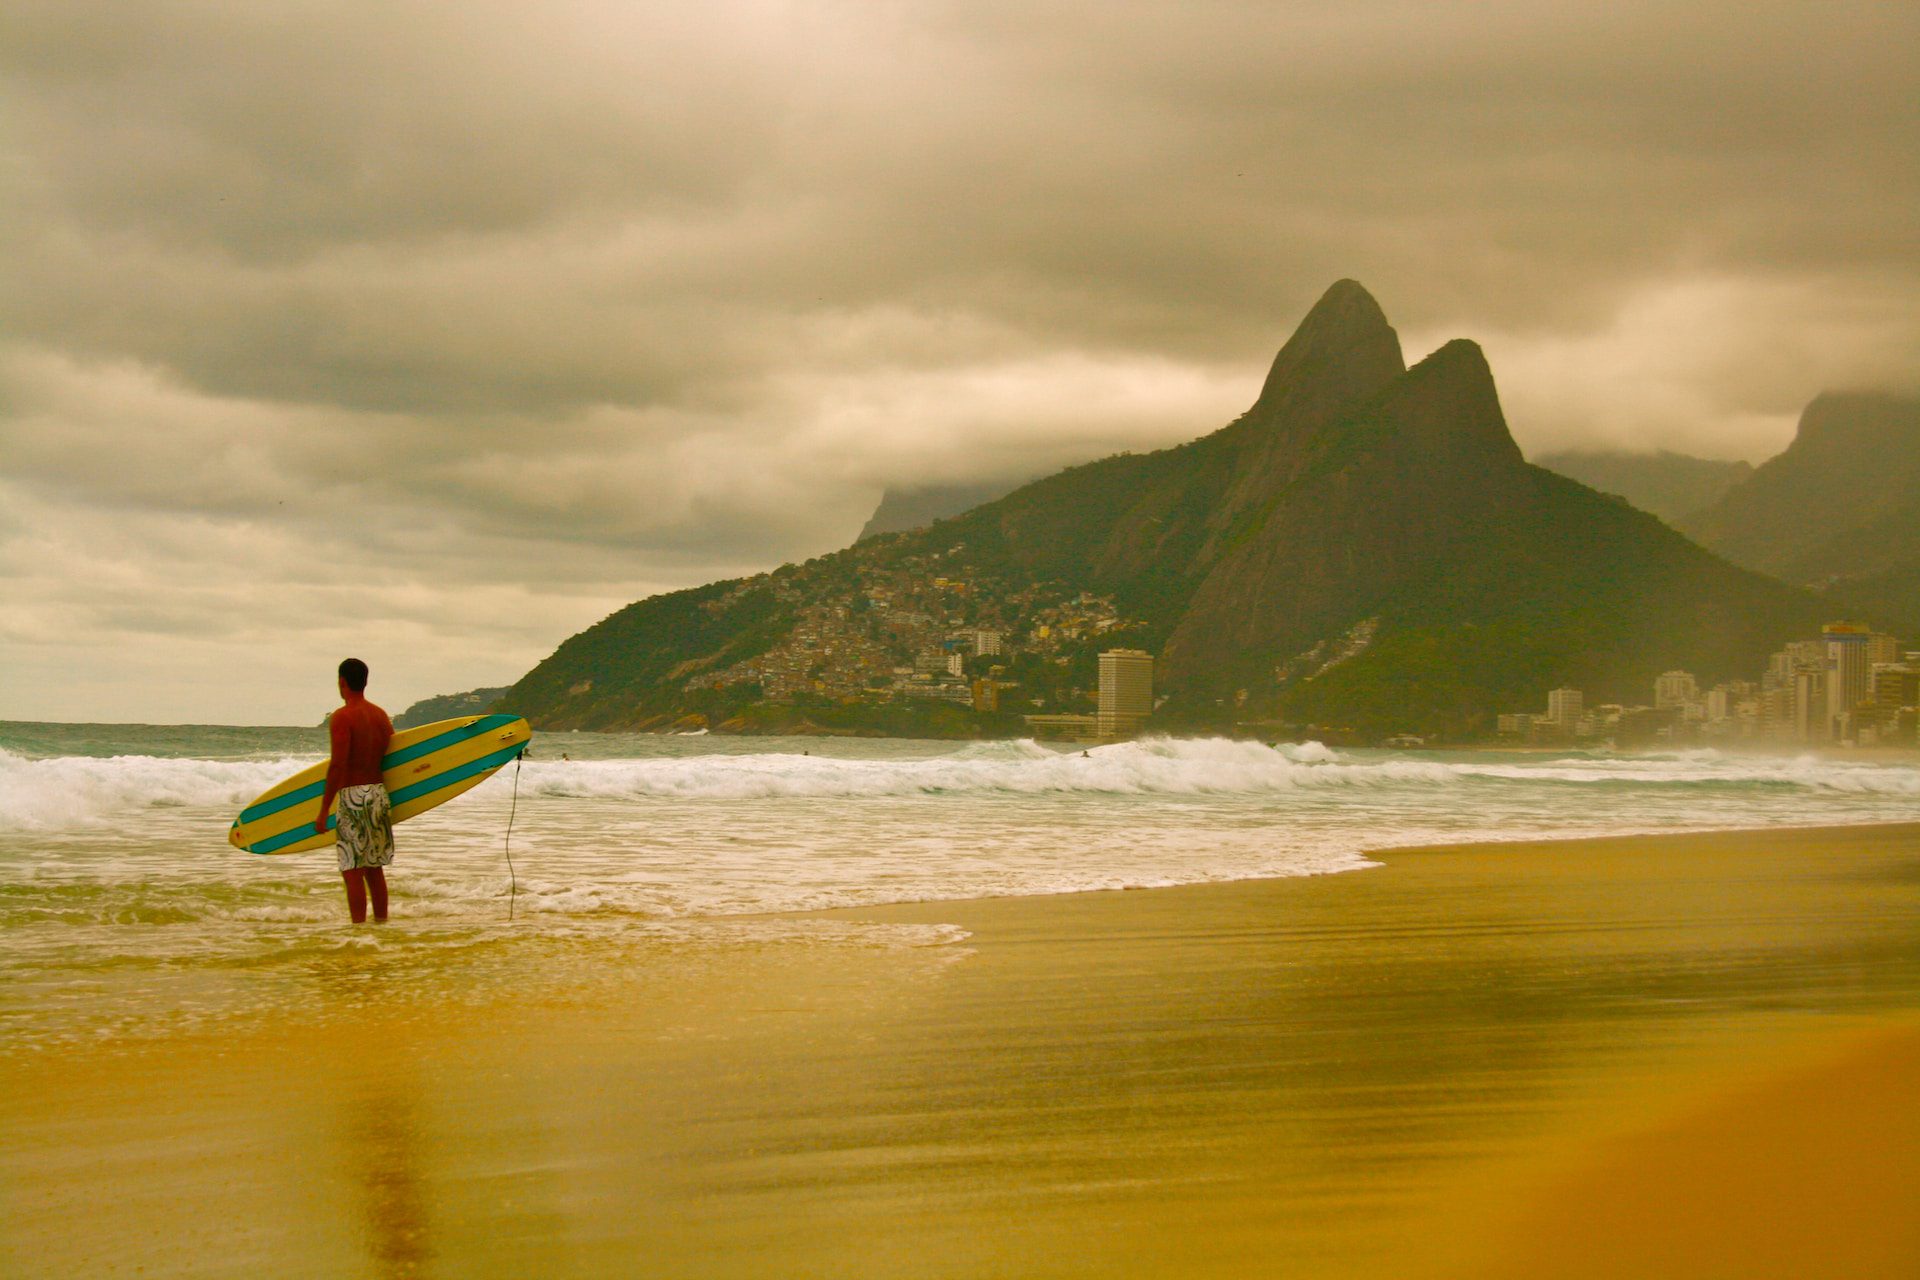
top-left (3, 1), bottom-right (1915, 724)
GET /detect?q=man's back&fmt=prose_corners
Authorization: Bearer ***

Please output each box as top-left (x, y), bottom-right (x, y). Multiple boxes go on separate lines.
top-left (329, 698), bottom-right (393, 788)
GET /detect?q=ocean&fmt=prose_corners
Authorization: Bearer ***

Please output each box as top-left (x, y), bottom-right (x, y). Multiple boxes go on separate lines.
top-left (4, 720), bottom-right (1917, 1052)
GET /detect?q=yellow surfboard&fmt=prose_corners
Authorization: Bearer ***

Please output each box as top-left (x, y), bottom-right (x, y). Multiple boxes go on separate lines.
top-left (229, 714), bottom-right (533, 855)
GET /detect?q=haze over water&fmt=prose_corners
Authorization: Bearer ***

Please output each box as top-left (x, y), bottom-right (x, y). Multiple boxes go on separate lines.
top-left (3, 721), bottom-right (1916, 1053)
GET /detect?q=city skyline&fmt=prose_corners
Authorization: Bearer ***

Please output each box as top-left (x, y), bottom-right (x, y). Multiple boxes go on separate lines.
top-left (1500, 621), bottom-right (1915, 747)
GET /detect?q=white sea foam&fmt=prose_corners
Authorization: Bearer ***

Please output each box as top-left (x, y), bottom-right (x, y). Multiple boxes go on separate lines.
top-left (4, 738), bottom-right (1918, 834)
top-left (0, 748), bottom-right (311, 832)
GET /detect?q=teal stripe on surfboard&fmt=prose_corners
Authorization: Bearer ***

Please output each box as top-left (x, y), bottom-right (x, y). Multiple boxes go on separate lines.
top-left (247, 812), bottom-right (338, 855)
top-left (235, 714), bottom-right (519, 825)
top-left (382, 714), bottom-right (519, 769)
top-left (244, 741), bottom-right (527, 855)
top-left (237, 778), bottom-right (325, 826)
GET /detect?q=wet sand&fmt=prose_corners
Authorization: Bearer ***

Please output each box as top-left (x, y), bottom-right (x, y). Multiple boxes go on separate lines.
top-left (4, 822), bottom-right (1918, 1277)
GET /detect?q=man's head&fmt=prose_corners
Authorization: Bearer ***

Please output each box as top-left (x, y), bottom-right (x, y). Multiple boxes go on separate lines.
top-left (338, 657), bottom-right (370, 694)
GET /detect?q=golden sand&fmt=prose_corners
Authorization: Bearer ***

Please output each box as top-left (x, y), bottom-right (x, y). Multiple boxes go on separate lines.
top-left (3, 822), bottom-right (1918, 1277)
top-left (1451, 1018), bottom-right (1920, 1280)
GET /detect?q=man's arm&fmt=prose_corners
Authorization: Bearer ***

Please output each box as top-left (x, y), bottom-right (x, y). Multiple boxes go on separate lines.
top-left (316, 711), bottom-right (347, 834)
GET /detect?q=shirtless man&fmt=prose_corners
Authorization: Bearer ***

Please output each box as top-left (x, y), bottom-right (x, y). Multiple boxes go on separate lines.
top-left (316, 657), bottom-right (396, 923)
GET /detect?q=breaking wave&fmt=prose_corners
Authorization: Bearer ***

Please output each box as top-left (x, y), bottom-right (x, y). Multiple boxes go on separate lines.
top-left (6, 737), bottom-right (1916, 833)
top-left (522, 737), bottom-right (1920, 803)
top-left (0, 748), bottom-right (309, 832)
top-left (526, 736), bottom-right (1391, 802)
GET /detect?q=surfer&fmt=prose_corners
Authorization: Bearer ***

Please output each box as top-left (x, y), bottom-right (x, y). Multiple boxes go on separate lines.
top-left (316, 658), bottom-right (397, 923)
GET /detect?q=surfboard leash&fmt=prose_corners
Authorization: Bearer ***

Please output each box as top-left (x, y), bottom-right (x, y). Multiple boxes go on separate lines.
top-left (503, 746), bottom-right (525, 921)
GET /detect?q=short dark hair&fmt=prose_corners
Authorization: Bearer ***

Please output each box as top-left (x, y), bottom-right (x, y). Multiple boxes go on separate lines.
top-left (338, 658), bottom-right (369, 692)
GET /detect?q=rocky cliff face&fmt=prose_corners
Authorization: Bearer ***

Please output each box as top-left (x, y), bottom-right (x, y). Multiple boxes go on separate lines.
top-left (1082, 278), bottom-right (1407, 583)
top-left (1164, 338), bottom-right (1524, 680)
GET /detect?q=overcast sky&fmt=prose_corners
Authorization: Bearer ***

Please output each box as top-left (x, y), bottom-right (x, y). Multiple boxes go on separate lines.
top-left (3, 1), bottom-right (1915, 724)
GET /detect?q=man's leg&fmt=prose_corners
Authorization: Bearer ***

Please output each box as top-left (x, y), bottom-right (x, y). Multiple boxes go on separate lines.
top-left (364, 867), bottom-right (389, 922)
top-left (341, 868), bottom-right (368, 924)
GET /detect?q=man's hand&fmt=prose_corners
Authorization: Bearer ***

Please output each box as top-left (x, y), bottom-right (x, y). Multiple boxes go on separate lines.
top-left (314, 813), bottom-right (329, 835)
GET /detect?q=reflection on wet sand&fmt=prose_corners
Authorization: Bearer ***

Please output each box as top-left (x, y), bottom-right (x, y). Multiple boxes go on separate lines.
top-left (338, 1078), bottom-right (433, 1278)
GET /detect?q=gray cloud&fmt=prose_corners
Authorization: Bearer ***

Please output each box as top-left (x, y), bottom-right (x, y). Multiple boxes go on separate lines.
top-left (1, 0), bottom-right (1915, 721)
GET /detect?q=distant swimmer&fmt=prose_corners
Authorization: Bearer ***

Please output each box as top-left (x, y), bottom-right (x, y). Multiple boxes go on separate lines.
top-left (316, 657), bottom-right (396, 924)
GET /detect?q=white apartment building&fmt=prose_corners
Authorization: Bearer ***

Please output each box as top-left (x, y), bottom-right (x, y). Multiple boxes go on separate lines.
top-left (1097, 649), bottom-right (1154, 739)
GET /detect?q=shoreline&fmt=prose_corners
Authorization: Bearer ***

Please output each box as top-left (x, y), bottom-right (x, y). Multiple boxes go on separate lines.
top-left (750, 814), bottom-right (1920, 921)
top-left (5, 821), bottom-right (1919, 1276)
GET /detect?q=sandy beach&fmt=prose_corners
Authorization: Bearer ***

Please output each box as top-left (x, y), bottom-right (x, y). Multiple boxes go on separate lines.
top-left (4, 821), bottom-right (1918, 1278)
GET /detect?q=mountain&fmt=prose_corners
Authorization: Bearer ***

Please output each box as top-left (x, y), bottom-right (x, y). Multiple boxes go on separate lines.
top-left (857, 479), bottom-right (1037, 542)
top-left (1679, 391), bottom-right (1920, 632)
top-left (394, 686), bottom-right (512, 729)
top-left (1680, 392), bottom-right (1920, 589)
top-left (504, 280), bottom-right (1841, 740)
top-left (1533, 450), bottom-right (1753, 523)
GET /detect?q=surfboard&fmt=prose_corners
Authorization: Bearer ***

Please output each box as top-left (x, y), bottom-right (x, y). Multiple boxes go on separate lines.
top-left (228, 713), bottom-right (533, 856)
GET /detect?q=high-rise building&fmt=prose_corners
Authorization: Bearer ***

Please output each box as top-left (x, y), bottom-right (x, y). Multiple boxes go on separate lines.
top-left (1767, 641), bottom-right (1825, 693)
top-left (1824, 622), bottom-right (1895, 738)
top-left (1702, 682), bottom-right (1760, 738)
top-left (1762, 641), bottom-right (1829, 740)
top-left (1097, 649), bottom-right (1154, 739)
top-left (1760, 685), bottom-right (1797, 740)
top-left (1654, 670), bottom-right (1698, 709)
top-left (1788, 640), bottom-right (1826, 666)
top-left (1794, 666), bottom-right (1828, 741)
top-left (1870, 655), bottom-right (1920, 724)
top-left (971, 629), bottom-right (1004, 657)
top-left (1878, 656), bottom-right (1920, 698)
top-left (1546, 687), bottom-right (1583, 728)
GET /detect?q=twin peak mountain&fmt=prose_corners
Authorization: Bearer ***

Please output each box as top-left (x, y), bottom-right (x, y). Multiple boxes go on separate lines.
top-left (508, 281), bottom-right (1826, 737)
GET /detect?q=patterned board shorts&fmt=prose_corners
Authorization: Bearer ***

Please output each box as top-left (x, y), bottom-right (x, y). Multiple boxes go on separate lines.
top-left (335, 783), bottom-right (396, 873)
